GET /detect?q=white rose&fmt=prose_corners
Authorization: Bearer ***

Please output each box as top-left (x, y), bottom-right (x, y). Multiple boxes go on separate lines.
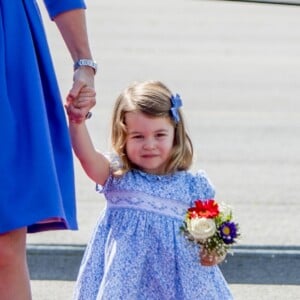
top-left (187, 217), bottom-right (216, 241)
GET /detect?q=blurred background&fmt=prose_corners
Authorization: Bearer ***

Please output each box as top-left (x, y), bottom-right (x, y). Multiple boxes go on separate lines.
top-left (29, 0), bottom-right (300, 247)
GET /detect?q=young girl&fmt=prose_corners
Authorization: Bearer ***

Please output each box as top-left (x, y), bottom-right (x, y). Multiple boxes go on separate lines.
top-left (66, 80), bottom-right (233, 299)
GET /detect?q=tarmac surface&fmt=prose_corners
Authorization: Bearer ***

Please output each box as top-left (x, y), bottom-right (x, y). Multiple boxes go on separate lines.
top-left (28, 0), bottom-right (300, 298)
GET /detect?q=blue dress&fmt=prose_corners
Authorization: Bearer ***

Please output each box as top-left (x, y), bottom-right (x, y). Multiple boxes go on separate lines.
top-left (0, 0), bottom-right (85, 233)
top-left (74, 169), bottom-right (233, 299)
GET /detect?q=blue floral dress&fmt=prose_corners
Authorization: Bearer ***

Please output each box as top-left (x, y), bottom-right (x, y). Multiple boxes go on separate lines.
top-left (74, 169), bottom-right (233, 300)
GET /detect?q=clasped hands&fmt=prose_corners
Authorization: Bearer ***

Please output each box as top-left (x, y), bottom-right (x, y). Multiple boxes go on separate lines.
top-left (65, 68), bottom-right (96, 123)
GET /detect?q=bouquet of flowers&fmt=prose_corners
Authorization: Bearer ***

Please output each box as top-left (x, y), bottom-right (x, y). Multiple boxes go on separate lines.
top-left (181, 199), bottom-right (240, 264)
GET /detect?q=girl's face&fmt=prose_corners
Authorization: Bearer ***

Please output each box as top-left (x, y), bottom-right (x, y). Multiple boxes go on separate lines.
top-left (125, 111), bottom-right (175, 174)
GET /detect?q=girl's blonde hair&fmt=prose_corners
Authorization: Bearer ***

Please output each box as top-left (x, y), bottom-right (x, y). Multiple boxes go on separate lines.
top-left (111, 80), bottom-right (193, 175)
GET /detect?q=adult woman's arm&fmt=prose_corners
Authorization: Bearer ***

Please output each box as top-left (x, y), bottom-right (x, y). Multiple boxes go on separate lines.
top-left (54, 9), bottom-right (96, 122)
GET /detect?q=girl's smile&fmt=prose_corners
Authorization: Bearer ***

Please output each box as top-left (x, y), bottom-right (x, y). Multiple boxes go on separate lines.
top-left (125, 111), bottom-right (175, 174)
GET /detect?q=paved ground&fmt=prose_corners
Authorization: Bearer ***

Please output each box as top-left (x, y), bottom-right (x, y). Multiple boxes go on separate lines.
top-left (29, 0), bottom-right (300, 298)
top-left (30, 281), bottom-right (300, 300)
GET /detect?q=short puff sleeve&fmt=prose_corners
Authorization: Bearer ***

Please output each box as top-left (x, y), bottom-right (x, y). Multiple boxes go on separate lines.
top-left (189, 170), bottom-right (215, 201)
top-left (96, 153), bottom-right (121, 194)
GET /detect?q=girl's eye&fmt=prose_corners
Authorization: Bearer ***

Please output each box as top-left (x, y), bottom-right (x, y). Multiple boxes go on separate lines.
top-left (132, 135), bottom-right (143, 139)
top-left (156, 133), bottom-right (167, 138)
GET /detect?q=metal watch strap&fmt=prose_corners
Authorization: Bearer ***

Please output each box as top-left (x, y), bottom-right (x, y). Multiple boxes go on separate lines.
top-left (74, 59), bottom-right (97, 74)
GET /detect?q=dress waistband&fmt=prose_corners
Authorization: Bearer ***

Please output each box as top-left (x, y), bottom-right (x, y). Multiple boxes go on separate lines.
top-left (105, 191), bottom-right (187, 220)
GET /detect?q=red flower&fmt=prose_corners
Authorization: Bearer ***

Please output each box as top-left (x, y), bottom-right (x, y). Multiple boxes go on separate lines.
top-left (188, 199), bottom-right (219, 219)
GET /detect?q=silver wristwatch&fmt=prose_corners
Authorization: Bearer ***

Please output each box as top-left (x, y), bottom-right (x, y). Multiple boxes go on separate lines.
top-left (74, 59), bottom-right (98, 74)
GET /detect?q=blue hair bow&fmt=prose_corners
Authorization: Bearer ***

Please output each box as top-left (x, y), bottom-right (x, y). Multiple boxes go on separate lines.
top-left (170, 94), bottom-right (183, 123)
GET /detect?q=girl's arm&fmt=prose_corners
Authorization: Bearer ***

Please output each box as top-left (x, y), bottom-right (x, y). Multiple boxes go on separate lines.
top-left (69, 120), bottom-right (110, 185)
top-left (67, 91), bottom-right (110, 185)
